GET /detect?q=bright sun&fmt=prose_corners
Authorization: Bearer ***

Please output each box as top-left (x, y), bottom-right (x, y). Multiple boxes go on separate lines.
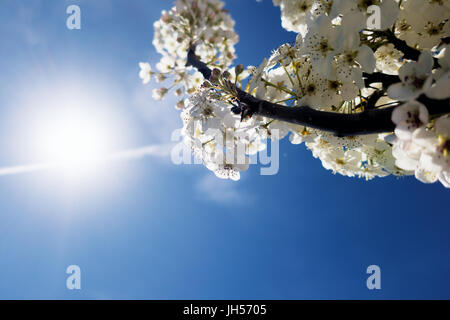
top-left (22, 83), bottom-right (126, 169)
top-left (37, 110), bottom-right (110, 165)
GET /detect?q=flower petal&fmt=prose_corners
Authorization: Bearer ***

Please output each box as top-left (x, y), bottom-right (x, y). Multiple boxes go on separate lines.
top-left (426, 72), bottom-right (450, 100)
top-left (356, 45), bottom-right (376, 73)
top-left (387, 83), bottom-right (419, 101)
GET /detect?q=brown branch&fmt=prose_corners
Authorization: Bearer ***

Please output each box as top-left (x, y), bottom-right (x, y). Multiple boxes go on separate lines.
top-left (186, 47), bottom-right (449, 137)
top-left (375, 30), bottom-right (440, 68)
top-left (385, 30), bottom-right (421, 62)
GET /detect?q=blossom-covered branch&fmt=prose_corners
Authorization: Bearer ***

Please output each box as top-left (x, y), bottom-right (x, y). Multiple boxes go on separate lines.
top-left (371, 29), bottom-right (441, 68)
top-left (139, 0), bottom-right (450, 187)
top-left (187, 46), bottom-right (449, 136)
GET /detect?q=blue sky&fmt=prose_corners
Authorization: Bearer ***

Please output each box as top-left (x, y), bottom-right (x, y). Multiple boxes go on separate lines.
top-left (0, 0), bottom-right (449, 300)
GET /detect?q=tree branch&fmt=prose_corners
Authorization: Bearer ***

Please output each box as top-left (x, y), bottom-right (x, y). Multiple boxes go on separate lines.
top-left (186, 47), bottom-right (449, 137)
top-left (379, 30), bottom-right (440, 68)
top-left (385, 30), bottom-right (421, 61)
top-left (186, 47), bottom-right (212, 80)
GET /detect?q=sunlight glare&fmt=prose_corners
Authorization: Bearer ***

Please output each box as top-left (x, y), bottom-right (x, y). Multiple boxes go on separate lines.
top-left (21, 81), bottom-right (128, 171)
top-left (37, 110), bottom-right (110, 166)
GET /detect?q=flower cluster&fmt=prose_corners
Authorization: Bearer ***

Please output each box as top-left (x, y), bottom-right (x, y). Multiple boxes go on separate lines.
top-left (386, 46), bottom-right (450, 102)
top-left (243, 1), bottom-right (401, 180)
top-left (389, 48), bottom-right (450, 188)
top-left (396, 0), bottom-right (450, 50)
top-left (139, 0), bottom-right (238, 108)
top-left (140, 0), bottom-right (450, 187)
top-left (391, 101), bottom-right (450, 187)
top-left (273, 0), bottom-right (400, 36)
top-left (180, 86), bottom-right (255, 181)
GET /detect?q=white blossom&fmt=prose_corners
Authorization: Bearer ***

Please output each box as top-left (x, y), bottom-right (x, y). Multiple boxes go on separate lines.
top-left (374, 44), bottom-right (403, 75)
top-left (391, 100), bottom-right (429, 140)
top-left (387, 51), bottom-right (434, 101)
top-left (330, 0), bottom-right (399, 32)
top-left (392, 102), bottom-right (450, 188)
top-left (396, 0), bottom-right (450, 50)
top-left (152, 87), bottom-right (168, 101)
top-left (139, 62), bottom-right (153, 84)
top-left (300, 15), bottom-right (341, 76)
